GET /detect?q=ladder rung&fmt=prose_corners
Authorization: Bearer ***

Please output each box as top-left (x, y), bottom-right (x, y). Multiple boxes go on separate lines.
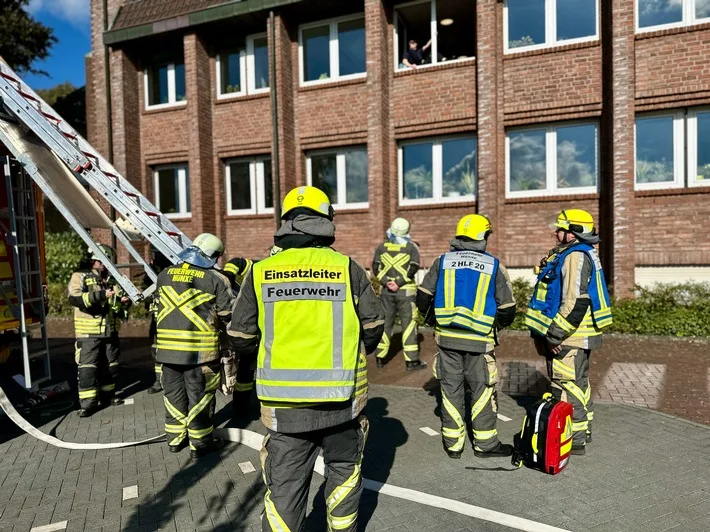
top-left (14, 216), bottom-right (35, 220)
top-left (20, 270), bottom-right (41, 276)
top-left (22, 297), bottom-right (43, 303)
top-left (29, 350), bottom-right (47, 360)
top-left (16, 244), bottom-right (36, 248)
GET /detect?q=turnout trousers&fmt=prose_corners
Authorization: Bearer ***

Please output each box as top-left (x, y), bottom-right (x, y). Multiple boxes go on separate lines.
top-left (437, 347), bottom-right (501, 453)
top-left (148, 316), bottom-right (162, 384)
top-left (233, 353), bottom-right (256, 417)
top-left (161, 361), bottom-right (221, 451)
top-left (76, 333), bottom-right (120, 410)
top-left (260, 416), bottom-right (369, 532)
top-left (375, 290), bottom-right (419, 362)
top-left (546, 347), bottom-right (594, 445)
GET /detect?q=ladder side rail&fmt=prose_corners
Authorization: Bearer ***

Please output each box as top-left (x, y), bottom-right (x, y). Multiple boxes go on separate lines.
top-left (0, 84), bottom-right (185, 261)
top-left (112, 225), bottom-right (158, 284)
top-left (3, 157), bottom-right (32, 389)
top-left (0, 64), bottom-right (190, 247)
top-left (23, 167), bottom-right (51, 381)
top-left (7, 153), bottom-right (143, 302)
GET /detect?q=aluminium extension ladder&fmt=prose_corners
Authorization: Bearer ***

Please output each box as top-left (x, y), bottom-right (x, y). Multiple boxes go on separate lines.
top-left (0, 59), bottom-right (192, 388)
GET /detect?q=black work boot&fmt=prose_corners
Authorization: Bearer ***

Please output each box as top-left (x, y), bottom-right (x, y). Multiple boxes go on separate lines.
top-left (571, 444), bottom-right (586, 456)
top-left (146, 382), bottom-right (163, 395)
top-left (474, 442), bottom-right (514, 458)
top-left (78, 406), bottom-right (96, 418)
top-left (190, 438), bottom-right (225, 460)
top-left (168, 439), bottom-right (188, 453)
top-left (405, 360), bottom-right (427, 371)
top-left (586, 431), bottom-right (592, 444)
top-left (110, 397), bottom-right (124, 406)
top-left (446, 449), bottom-right (462, 459)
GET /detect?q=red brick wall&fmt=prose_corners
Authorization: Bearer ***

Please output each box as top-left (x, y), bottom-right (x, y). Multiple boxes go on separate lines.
top-left (636, 27), bottom-right (710, 108)
top-left (85, 0), bottom-right (710, 295)
top-left (503, 44), bottom-right (603, 124)
top-left (635, 192), bottom-right (710, 266)
top-left (500, 199), bottom-right (600, 268)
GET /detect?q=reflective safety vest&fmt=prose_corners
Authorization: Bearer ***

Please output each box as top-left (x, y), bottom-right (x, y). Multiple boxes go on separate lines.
top-left (253, 247), bottom-right (361, 403)
top-left (376, 242), bottom-right (416, 290)
top-left (69, 270), bottom-right (125, 338)
top-left (526, 243), bottom-right (613, 338)
top-left (434, 250), bottom-right (499, 341)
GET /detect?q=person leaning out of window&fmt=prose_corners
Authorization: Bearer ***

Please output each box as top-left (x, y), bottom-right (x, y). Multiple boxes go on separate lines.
top-left (403, 38), bottom-right (432, 68)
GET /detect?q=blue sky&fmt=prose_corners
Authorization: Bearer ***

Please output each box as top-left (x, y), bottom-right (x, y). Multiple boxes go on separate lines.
top-left (24, 0), bottom-right (91, 90)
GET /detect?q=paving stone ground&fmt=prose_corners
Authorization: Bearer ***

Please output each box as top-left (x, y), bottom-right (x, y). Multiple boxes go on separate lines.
top-left (0, 337), bottom-right (709, 531)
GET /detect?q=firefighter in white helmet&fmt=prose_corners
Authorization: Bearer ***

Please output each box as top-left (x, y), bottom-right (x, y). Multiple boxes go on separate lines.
top-left (154, 233), bottom-right (235, 459)
top-left (371, 217), bottom-right (425, 370)
top-left (68, 244), bottom-right (130, 417)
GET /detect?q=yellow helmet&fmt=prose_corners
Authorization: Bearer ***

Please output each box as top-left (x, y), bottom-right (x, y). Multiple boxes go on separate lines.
top-left (455, 214), bottom-right (492, 241)
top-left (281, 186), bottom-right (333, 220)
top-left (551, 209), bottom-right (595, 235)
top-left (389, 217), bottom-right (410, 237)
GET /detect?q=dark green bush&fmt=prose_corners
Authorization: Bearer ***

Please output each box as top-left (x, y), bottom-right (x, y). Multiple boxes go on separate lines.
top-left (508, 279), bottom-right (710, 337)
top-left (45, 232), bottom-right (86, 284)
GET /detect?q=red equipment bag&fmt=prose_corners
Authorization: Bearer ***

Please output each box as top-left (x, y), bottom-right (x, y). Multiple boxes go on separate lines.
top-left (511, 393), bottom-right (574, 475)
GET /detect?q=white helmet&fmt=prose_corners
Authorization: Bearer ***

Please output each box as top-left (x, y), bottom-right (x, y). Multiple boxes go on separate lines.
top-left (389, 217), bottom-right (410, 237)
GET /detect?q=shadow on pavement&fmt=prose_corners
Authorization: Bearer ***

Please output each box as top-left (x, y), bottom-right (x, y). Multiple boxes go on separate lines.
top-left (302, 398), bottom-right (410, 530)
top-left (122, 402), bottom-right (265, 530)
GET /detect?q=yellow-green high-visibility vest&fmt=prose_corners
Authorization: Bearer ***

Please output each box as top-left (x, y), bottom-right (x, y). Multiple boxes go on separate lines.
top-left (253, 247), bottom-right (360, 403)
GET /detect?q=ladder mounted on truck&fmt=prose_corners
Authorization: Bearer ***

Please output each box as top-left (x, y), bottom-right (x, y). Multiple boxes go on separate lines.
top-left (0, 59), bottom-right (192, 388)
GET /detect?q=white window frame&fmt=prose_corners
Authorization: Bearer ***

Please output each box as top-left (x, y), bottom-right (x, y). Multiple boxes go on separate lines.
top-left (393, 0), bottom-right (476, 72)
top-left (636, 0), bottom-right (710, 33)
top-left (216, 49), bottom-right (247, 99)
top-left (687, 108), bottom-right (710, 187)
top-left (306, 147), bottom-right (369, 210)
top-left (144, 63), bottom-right (186, 110)
top-left (225, 157), bottom-right (274, 215)
top-left (503, 0), bottom-right (600, 54)
top-left (154, 164), bottom-right (190, 218)
top-left (299, 15), bottom-right (367, 86)
top-left (634, 111), bottom-right (685, 191)
top-left (505, 122), bottom-right (599, 199)
top-left (247, 33), bottom-right (270, 95)
top-left (398, 136), bottom-right (478, 206)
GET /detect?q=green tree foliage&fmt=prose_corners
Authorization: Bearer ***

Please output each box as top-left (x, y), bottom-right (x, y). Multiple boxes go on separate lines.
top-left (45, 232), bottom-right (86, 284)
top-left (0, 0), bottom-right (56, 75)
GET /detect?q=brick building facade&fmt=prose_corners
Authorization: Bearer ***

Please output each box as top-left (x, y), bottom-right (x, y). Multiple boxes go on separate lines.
top-left (87, 0), bottom-right (710, 296)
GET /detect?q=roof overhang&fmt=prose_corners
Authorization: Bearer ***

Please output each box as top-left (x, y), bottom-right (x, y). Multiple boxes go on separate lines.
top-left (104, 0), bottom-right (304, 46)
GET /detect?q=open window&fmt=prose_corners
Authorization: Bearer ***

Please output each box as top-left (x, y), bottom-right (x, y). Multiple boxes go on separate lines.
top-left (394, 0), bottom-right (476, 71)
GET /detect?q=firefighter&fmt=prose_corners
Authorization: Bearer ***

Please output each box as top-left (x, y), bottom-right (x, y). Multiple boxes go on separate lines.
top-left (526, 209), bottom-right (613, 455)
top-left (416, 215), bottom-right (516, 459)
top-left (371, 217), bottom-right (425, 370)
top-left (68, 245), bottom-right (130, 417)
top-left (228, 185), bottom-right (384, 532)
top-left (143, 249), bottom-right (172, 394)
top-left (154, 233), bottom-right (235, 458)
top-left (223, 257), bottom-right (258, 419)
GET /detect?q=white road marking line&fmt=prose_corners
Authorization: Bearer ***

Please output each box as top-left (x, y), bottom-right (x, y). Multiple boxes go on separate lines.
top-left (497, 414), bottom-right (512, 422)
top-left (30, 522), bottom-right (68, 532)
top-left (123, 398), bottom-right (135, 405)
top-left (419, 426), bottom-right (439, 436)
top-left (214, 428), bottom-right (571, 532)
top-left (239, 461), bottom-right (256, 474)
top-left (122, 485), bottom-right (138, 501)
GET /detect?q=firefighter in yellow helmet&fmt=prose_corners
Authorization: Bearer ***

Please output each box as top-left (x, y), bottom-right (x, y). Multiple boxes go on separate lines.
top-left (372, 217), bottom-right (425, 370)
top-left (68, 244), bottom-right (131, 417)
top-left (155, 233), bottom-right (235, 459)
top-left (526, 209), bottom-right (613, 455)
top-left (416, 215), bottom-right (516, 459)
top-left (228, 186), bottom-right (384, 532)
